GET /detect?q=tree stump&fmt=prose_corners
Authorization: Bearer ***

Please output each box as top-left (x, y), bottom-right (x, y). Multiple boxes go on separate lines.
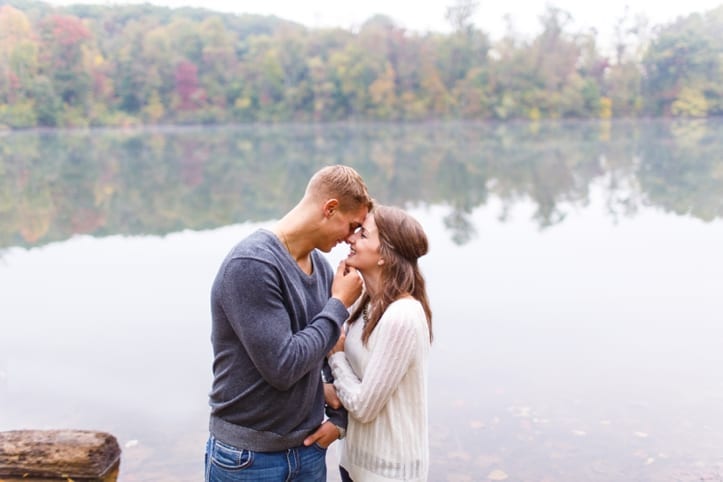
top-left (0, 430), bottom-right (120, 481)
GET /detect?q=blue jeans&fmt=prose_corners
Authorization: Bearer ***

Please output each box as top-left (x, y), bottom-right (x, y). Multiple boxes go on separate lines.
top-left (205, 435), bottom-right (327, 482)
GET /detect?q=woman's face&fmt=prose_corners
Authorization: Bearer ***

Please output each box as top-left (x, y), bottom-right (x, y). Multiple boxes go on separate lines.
top-left (345, 213), bottom-right (382, 274)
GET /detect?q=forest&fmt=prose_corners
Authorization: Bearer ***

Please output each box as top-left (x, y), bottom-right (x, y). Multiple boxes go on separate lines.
top-left (1, 0), bottom-right (722, 128)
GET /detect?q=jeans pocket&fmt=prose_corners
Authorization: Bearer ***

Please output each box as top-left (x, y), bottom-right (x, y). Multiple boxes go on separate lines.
top-left (311, 442), bottom-right (328, 452)
top-left (210, 439), bottom-right (254, 470)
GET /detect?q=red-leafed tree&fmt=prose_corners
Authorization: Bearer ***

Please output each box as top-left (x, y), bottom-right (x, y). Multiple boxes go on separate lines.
top-left (174, 59), bottom-right (206, 110)
top-left (39, 14), bottom-right (92, 106)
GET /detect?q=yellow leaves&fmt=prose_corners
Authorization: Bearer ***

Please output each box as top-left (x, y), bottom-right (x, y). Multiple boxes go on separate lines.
top-left (671, 87), bottom-right (708, 118)
top-left (369, 63), bottom-right (397, 107)
top-left (234, 97), bottom-right (252, 110)
top-left (599, 96), bottom-right (613, 119)
top-left (0, 5), bottom-right (33, 45)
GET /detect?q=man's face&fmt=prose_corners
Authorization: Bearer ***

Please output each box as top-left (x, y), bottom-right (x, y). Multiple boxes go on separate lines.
top-left (320, 206), bottom-right (368, 253)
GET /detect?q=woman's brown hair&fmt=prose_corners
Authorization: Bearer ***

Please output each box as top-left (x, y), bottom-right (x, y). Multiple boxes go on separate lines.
top-left (348, 205), bottom-right (433, 345)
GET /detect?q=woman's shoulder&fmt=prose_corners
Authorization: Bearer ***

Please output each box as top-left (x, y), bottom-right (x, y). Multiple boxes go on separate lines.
top-left (375, 298), bottom-right (429, 347)
top-left (383, 297), bottom-right (426, 325)
top-left (390, 296), bottom-right (421, 308)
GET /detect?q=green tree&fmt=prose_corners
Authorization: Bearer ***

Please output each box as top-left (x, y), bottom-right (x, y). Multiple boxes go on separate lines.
top-left (642, 9), bottom-right (723, 116)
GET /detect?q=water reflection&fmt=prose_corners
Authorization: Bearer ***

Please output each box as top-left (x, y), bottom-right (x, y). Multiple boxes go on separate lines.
top-left (1, 119), bottom-right (722, 250)
top-left (1, 121), bottom-right (722, 482)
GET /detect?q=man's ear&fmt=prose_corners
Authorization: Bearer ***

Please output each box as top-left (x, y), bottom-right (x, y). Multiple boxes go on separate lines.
top-left (323, 199), bottom-right (339, 218)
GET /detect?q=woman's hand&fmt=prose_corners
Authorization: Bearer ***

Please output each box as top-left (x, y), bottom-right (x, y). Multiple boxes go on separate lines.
top-left (329, 328), bottom-right (346, 356)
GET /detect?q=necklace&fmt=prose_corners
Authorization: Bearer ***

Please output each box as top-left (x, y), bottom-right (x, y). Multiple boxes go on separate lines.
top-left (279, 231), bottom-right (292, 253)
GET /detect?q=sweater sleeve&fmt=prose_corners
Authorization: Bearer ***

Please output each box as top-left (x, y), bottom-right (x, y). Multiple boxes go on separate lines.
top-left (329, 302), bottom-right (419, 424)
top-left (220, 257), bottom-right (348, 391)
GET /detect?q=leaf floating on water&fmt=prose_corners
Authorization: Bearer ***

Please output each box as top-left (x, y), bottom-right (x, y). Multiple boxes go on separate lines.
top-left (446, 475), bottom-right (474, 482)
top-left (469, 420), bottom-right (485, 429)
top-left (487, 469), bottom-right (509, 480)
top-left (475, 454), bottom-right (501, 468)
top-left (508, 406), bottom-right (531, 418)
top-left (447, 451), bottom-right (472, 461)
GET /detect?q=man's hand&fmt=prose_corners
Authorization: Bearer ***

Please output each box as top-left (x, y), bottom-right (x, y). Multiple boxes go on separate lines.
top-left (324, 382), bottom-right (342, 410)
top-left (303, 420), bottom-right (341, 449)
top-left (331, 261), bottom-right (363, 308)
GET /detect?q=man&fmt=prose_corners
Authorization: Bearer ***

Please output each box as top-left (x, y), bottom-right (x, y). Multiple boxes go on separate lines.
top-left (205, 165), bottom-right (373, 481)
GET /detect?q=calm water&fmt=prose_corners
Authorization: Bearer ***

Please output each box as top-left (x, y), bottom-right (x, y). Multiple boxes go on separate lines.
top-left (1, 120), bottom-right (722, 481)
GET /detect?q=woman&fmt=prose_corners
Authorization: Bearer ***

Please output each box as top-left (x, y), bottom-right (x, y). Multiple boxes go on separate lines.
top-left (328, 205), bottom-right (433, 482)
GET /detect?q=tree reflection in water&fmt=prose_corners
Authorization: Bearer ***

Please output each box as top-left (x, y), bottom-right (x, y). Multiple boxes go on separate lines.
top-left (1, 119), bottom-right (722, 250)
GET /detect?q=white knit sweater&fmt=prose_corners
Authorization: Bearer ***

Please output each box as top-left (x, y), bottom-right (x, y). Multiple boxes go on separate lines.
top-left (329, 298), bottom-right (430, 482)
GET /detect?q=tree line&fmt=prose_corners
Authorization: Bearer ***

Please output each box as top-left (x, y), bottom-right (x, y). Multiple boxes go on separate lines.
top-left (1, 0), bottom-right (722, 129)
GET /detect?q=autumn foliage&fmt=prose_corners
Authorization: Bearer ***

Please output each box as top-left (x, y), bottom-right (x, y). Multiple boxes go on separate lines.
top-left (0, 1), bottom-right (722, 129)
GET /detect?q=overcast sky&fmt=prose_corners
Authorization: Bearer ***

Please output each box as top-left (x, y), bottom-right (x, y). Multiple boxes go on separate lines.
top-left (42, 0), bottom-right (723, 45)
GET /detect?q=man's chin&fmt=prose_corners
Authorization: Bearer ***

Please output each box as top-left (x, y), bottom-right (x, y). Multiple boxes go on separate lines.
top-left (319, 243), bottom-right (335, 253)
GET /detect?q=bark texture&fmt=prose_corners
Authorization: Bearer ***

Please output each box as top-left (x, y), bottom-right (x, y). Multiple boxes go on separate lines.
top-left (0, 430), bottom-right (120, 480)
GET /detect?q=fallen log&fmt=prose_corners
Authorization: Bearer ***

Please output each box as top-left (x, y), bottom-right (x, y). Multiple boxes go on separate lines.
top-left (0, 429), bottom-right (120, 480)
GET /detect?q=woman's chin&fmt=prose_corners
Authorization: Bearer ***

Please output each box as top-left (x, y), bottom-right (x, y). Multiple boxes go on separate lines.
top-left (345, 261), bottom-right (363, 273)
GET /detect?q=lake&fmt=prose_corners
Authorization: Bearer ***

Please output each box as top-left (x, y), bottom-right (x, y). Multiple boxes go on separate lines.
top-left (1, 119), bottom-right (722, 481)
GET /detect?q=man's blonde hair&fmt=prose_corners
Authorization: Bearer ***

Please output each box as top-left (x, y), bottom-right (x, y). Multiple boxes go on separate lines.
top-left (306, 165), bottom-right (373, 212)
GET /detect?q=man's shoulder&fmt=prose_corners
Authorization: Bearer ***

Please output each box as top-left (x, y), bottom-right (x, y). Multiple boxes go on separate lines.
top-left (215, 231), bottom-right (281, 277)
top-left (231, 229), bottom-right (280, 259)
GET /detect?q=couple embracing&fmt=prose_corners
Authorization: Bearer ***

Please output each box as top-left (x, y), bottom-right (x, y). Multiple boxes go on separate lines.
top-left (205, 165), bottom-right (433, 482)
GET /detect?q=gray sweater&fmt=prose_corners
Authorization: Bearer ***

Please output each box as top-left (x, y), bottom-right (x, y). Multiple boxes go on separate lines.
top-left (208, 229), bottom-right (349, 451)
